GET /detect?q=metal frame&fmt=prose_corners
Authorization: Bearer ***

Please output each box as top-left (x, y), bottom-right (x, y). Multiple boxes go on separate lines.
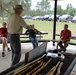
top-left (52, 0), bottom-right (57, 46)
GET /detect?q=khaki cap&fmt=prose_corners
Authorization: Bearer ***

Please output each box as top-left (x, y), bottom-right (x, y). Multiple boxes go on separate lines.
top-left (13, 4), bottom-right (24, 10)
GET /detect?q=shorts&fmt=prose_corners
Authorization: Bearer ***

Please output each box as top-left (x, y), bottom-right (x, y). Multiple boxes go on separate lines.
top-left (0, 37), bottom-right (7, 42)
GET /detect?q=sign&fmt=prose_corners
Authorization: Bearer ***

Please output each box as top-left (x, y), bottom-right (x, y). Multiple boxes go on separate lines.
top-left (25, 42), bottom-right (47, 63)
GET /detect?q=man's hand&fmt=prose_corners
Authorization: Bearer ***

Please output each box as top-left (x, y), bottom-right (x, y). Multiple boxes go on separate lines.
top-left (26, 25), bottom-right (31, 29)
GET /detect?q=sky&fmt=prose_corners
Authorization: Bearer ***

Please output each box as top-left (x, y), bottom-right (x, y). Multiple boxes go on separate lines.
top-left (31, 0), bottom-right (76, 10)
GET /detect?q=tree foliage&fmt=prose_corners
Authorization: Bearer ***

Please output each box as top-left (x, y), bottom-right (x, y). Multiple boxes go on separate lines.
top-left (0, 0), bottom-right (76, 17)
top-left (57, 5), bottom-right (63, 15)
top-left (65, 4), bottom-right (76, 16)
top-left (36, 0), bottom-right (51, 15)
top-left (0, 0), bottom-right (31, 16)
top-left (20, 0), bottom-right (31, 15)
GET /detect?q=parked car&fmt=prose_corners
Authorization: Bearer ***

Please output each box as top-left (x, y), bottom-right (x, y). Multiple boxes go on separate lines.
top-left (32, 16), bottom-right (40, 20)
top-left (59, 15), bottom-right (73, 22)
top-left (48, 15), bottom-right (53, 21)
top-left (56, 15), bottom-right (60, 21)
top-left (23, 15), bottom-right (32, 19)
top-left (22, 15), bottom-right (27, 18)
top-left (71, 16), bottom-right (76, 23)
top-left (43, 15), bottom-right (51, 20)
top-left (38, 16), bottom-right (44, 21)
top-left (48, 15), bottom-right (60, 21)
top-left (32, 16), bottom-right (44, 21)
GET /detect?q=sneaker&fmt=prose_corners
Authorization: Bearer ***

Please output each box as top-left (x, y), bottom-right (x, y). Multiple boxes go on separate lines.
top-left (2, 52), bottom-right (5, 57)
top-left (7, 48), bottom-right (11, 52)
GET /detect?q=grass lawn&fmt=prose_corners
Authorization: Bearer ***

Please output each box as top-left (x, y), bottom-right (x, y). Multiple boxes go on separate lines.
top-left (24, 20), bottom-right (76, 43)
top-left (0, 19), bottom-right (76, 43)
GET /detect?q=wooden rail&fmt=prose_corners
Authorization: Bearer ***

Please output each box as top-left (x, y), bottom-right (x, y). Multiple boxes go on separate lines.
top-left (0, 32), bottom-right (49, 43)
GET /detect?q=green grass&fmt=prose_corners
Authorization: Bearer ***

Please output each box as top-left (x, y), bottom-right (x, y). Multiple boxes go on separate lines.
top-left (23, 20), bottom-right (54, 40)
top-left (25, 20), bottom-right (76, 43)
top-left (0, 19), bottom-right (76, 43)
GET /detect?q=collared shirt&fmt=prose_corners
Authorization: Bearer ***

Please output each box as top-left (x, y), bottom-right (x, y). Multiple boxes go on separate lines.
top-left (60, 29), bottom-right (71, 40)
top-left (7, 13), bottom-right (28, 34)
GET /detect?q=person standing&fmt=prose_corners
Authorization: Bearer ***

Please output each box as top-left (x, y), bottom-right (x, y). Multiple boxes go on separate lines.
top-left (7, 4), bottom-right (30, 66)
top-left (25, 25), bottom-right (38, 49)
top-left (57, 24), bottom-right (71, 51)
top-left (0, 22), bottom-right (11, 57)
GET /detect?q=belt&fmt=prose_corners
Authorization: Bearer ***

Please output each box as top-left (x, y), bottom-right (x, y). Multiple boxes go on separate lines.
top-left (8, 33), bottom-right (19, 35)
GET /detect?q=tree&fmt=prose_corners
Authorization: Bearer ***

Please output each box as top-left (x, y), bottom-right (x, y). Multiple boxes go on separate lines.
top-left (0, 0), bottom-right (31, 16)
top-left (36, 0), bottom-right (51, 15)
top-left (65, 4), bottom-right (76, 16)
top-left (0, 0), bottom-right (19, 16)
top-left (66, 4), bottom-right (72, 12)
top-left (20, 0), bottom-right (31, 15)
top-left (57, 5), bottom-right (64, 15)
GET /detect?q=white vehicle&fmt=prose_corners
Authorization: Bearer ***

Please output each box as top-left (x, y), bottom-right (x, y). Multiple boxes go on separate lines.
top-left (71, 16), bottom-right (76, 23)
top-left (59, 15), bottom-right (73, 22)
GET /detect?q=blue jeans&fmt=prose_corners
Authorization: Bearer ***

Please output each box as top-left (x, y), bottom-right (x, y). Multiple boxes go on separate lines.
top-left (9, 33), bottom-right (21, 66)
top-left (30, 37), bottom-right (38, 49)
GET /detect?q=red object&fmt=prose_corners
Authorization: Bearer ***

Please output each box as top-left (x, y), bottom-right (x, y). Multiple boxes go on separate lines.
top-left (0, 27), bottom-right (8, 37)
top-left (60, 29), bottom-right (71, 40)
